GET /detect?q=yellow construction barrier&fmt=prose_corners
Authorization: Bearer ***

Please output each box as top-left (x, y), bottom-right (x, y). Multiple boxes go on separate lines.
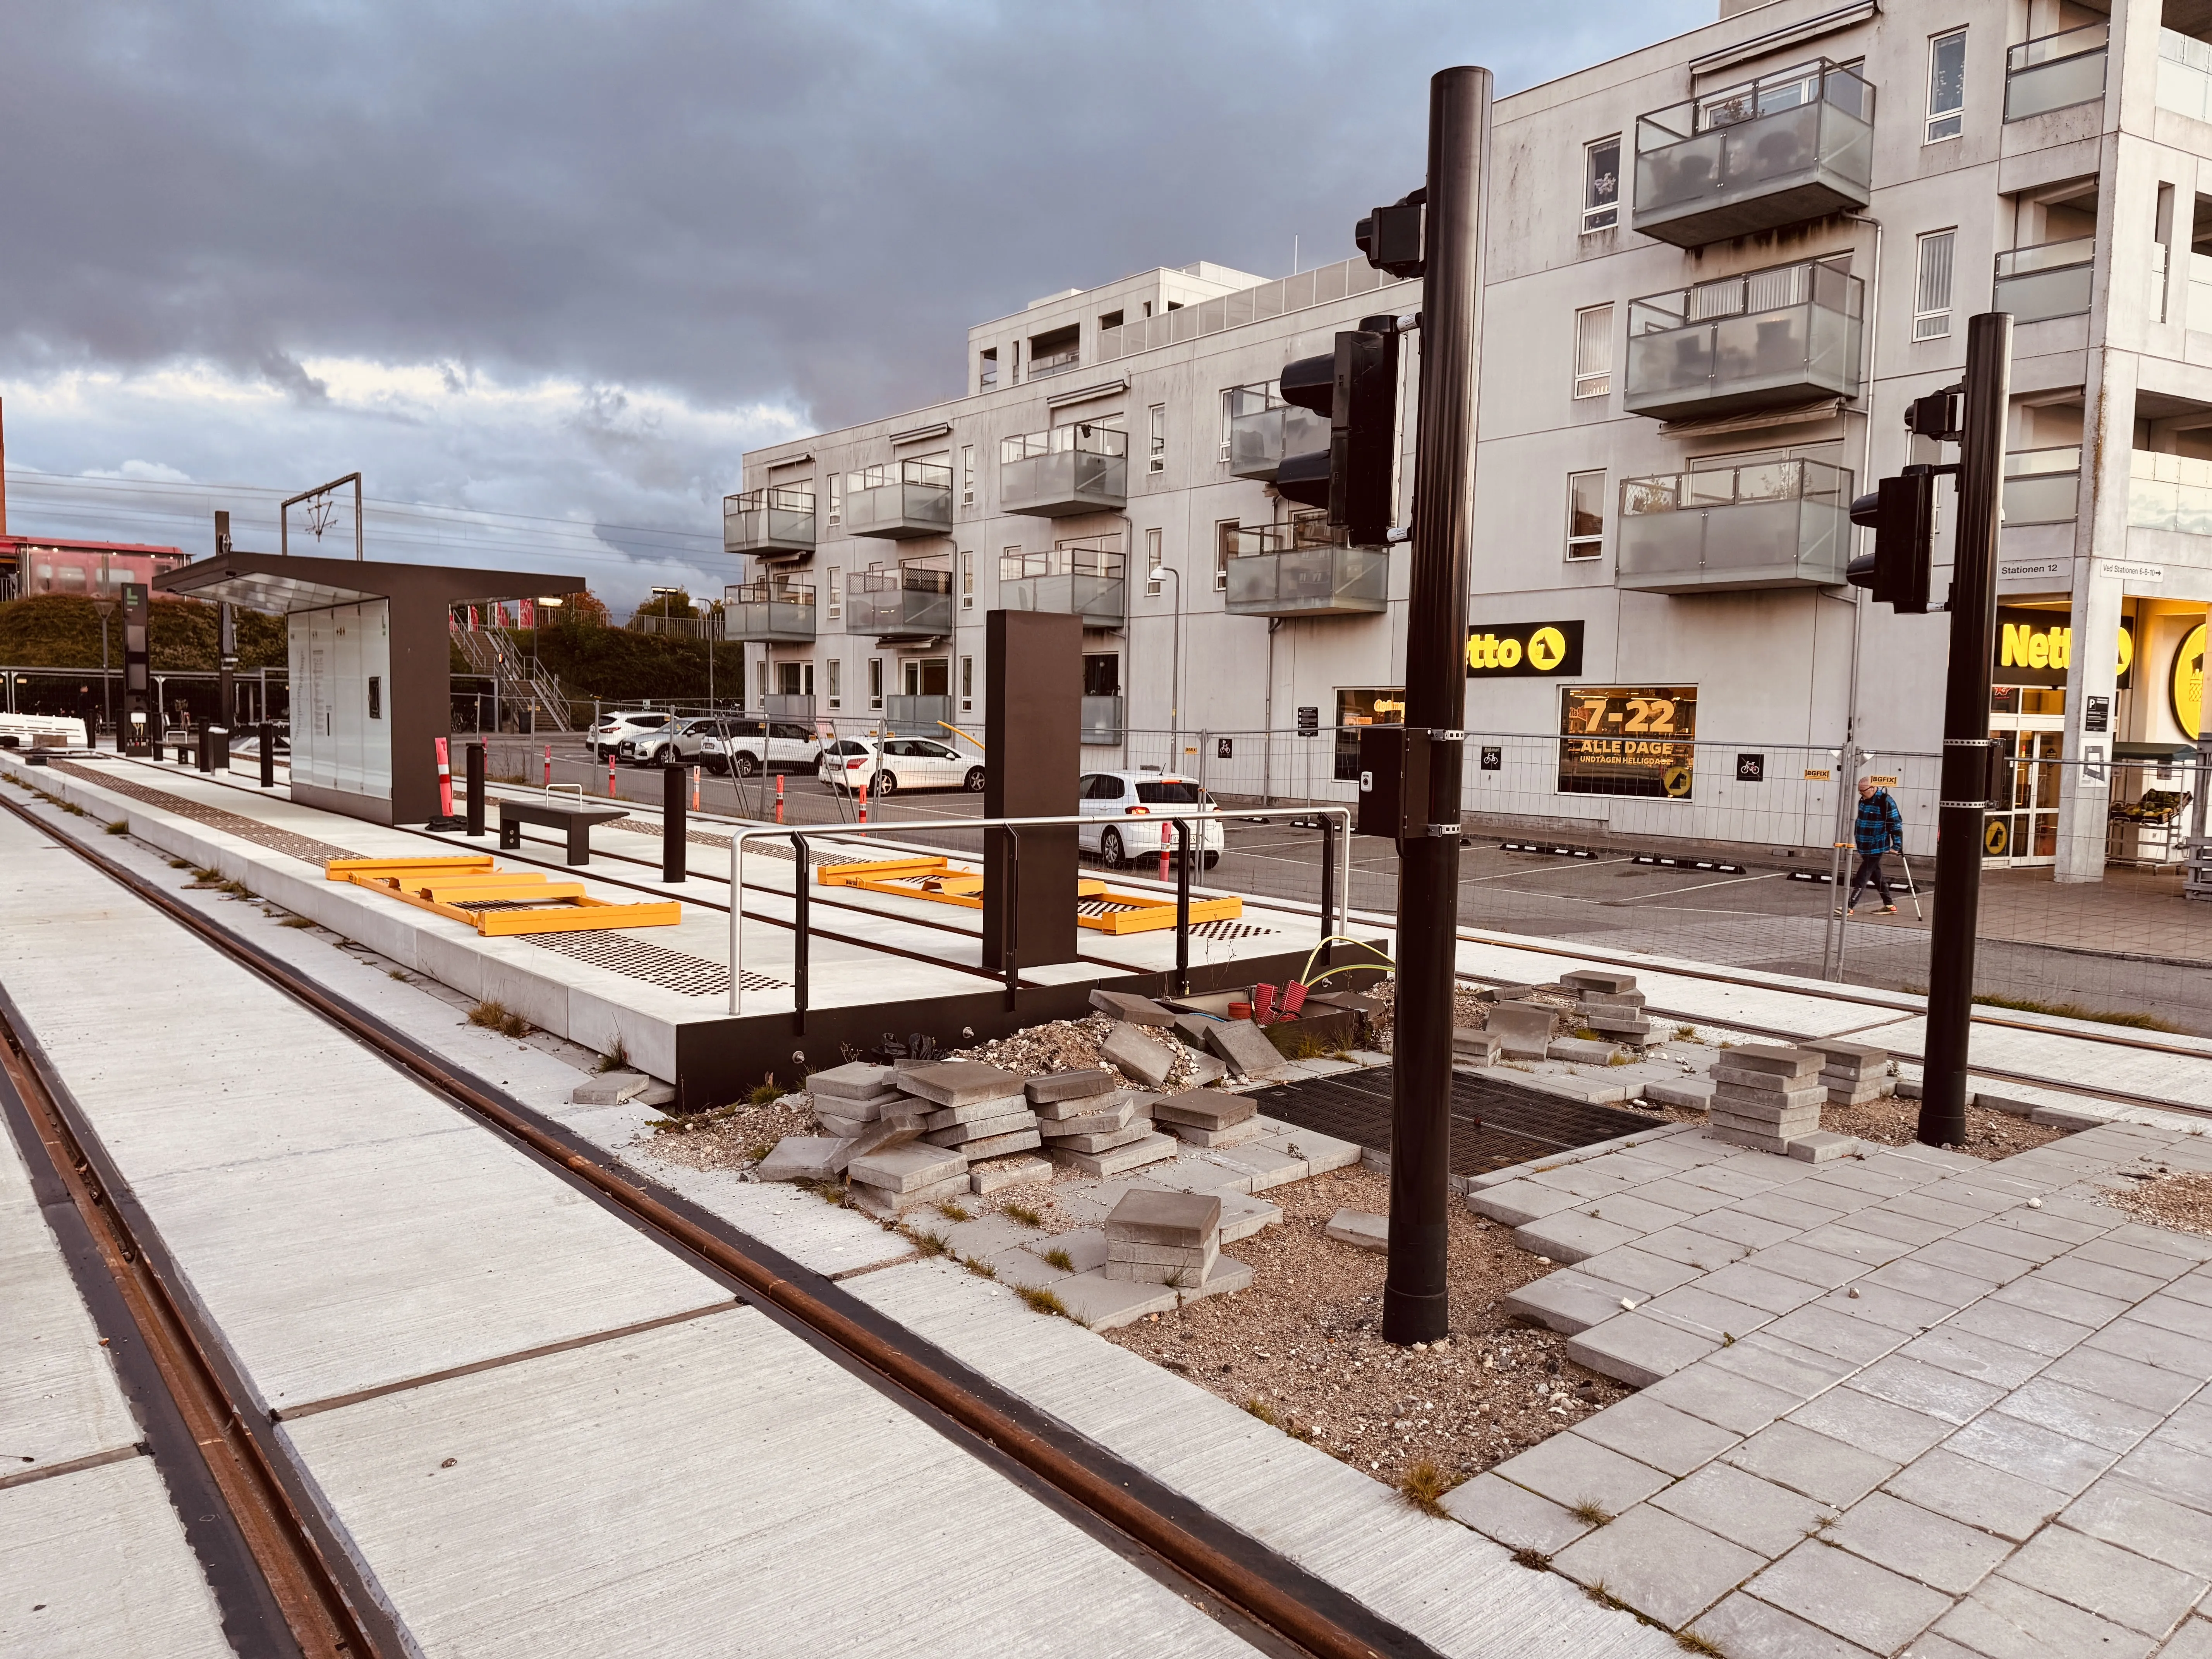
top-left (815, 854), bottom-right (1240, 936)
top-left (324, 855), bottom-right (682, 936)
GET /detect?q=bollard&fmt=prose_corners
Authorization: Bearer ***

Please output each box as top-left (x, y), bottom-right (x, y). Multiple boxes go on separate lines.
top-left (775, 773), bottom-right (785, 824)
top-left (663, 760), bottom-right (687, 883)
top-left (691, 764), bottom-right (701, 812)
top-left (465, 742), bottom-right (487, 837)
top-left (196, 728), bottom-right (213, 772)
top-left (430, 737), bottom-right (462, 829)
top-left (1158, 820), bottom-right (1170, 881)
top-left (258, 723), bottom-right (275, 788)
top-left (608, 752), bottom-right (617, 796)
top-left (543, 744), bottom-right (551, 787)
top-left (857, 778), bottom-right (869, 825)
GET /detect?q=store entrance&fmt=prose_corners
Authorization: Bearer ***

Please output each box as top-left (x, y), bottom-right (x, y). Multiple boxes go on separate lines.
top-left (1985, 684), bottom-right (2063, 866)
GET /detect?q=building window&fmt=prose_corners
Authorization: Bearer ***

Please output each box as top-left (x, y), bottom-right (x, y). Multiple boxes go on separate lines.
top-left (1149, 404), bottom-right (1166, 474)
top-left (979, 348), bottom-right (998, 388)
top-left (1926, 29), bottom-right (1966, 143)
top-left (960, 654), bottom-right (974, 711)
top-left (828, 473), bottom-right (842, 526)
top-left (756, 661), bottom-right (768, 706)
top-left (961, 550), bottom-right (974, 611)
top-left (1214, 520), bottom-right (1237, 591)
top-left (2155, 183), bottom-right (2177, 326)
top-left (826, 659), bottom-right (842, 710)
top-left (1582, 136), bottom-right (1620, 232)
top-left (960, 445), bottom-right (975, 506)
top-left (1915, 229), bottom-right (1956, 340)
top-left (1145, 526), bottom-right (1164, 598)
top-left (1566, 471), bottom-right (1605, 561)
top-left (826, 565), bottom-right (840, 623)
top-left (1573, 304), bottom-right (1613, 400)
top-left (1098, 309), bottom-right (1124, 331)
top-left (868, 658), bottom-right (883, 711)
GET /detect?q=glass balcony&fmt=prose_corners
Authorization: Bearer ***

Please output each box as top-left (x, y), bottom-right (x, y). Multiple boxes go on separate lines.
top-left (2006, 22), bottom-right (2108, 122)
top-left (845, 460), bottom-right (953, 539)
top-left (999, 422), bottom-right (1128, 517)
top-left (722, 486), bottom-right (816, 558)
top-left (1222, 525), bottom-right (1389, 618)
top-left (847, 565), bottom-right (954, 638)
top-left (1993, 239), bottom-right (2094, 325)
top-left (1082, 695), bottom-right (1125, 745)
top-left (1225, 383), bottom-right (1330, 482)
top-left (2127, 450), bottom-right (2212, 535)
top-left (1624, 258), bottom-right (1863, 423)
top-left (2004, 448), bottom-right (2081, 526)
top-left (2158, 29), bottom-right (2212, 123)
top-left (883, 695), bottom-right (954, 737)
top-left (1617, 459), bottom-right (1853, 592)
top-left (1632, 60), bottom-right (1873, 249)
top-left (723, 580), bottom-right (816, 642)
top-left (998, 537), bottom-right (1127, 627)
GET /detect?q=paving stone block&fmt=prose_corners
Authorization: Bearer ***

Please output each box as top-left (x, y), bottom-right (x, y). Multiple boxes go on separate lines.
top-left (924, 1108), bottom-right (1037, 1145)
top-left (1552, 1503), bottom-right (1762, 1630)
top-left (1788, 1132), bottom-right (1860, 1163)
top-left (968, 1151), bottom-right (1053, 1194)
top-left (1573, 1190), bottom-right (1696, 1236)
top-left (2160, 1618), bottom-right (2212, 1659)
top-left (1035, 1096), bottom-right (1140, 1135)
top-left (1048, 1269), bottom-right (1177, 1329)
top-left (1159, 1116), bottom-right (1264, 1149)
top-left (1946, 1412), bottom-right (2117, 1497)
top-left (1566, 1310), bottom-right (1719, 1386)
top-left (1546, 1037), bottom-right (1620, 1064)
top-left (1103, 1187), bottom-right (1220, 1247)
top-left (1709, 1125), bottom-right (1799, 1156)
top-left (1573, 1244), bottom-right (1705, 1297)
top-left (1034, 1087), bottom-right (1147, 1123)
top-left (1913, 1237), bottom-right (2040, 1288)
top-left (1860, 1254), bottom-right (1999, 1308)
top-left (806, 1061), bottom-right (900, 1101)
top-left (1997, 1516), bottom-right (2203, 1637)
top-left (1633, 1225), bottom-right (1753, 1272)
top-left (1788, 1386), bottom-right (1953, 1464)
top-left (1188, 1018), bottom-right (1276, 1081)
top-left (1719, 1044), bottom-right (1825, 1077)
top-left (1103, 1247), bottom-right (1220, 1286)
top-left (1099, 1023), bottom-right (1179, 1087)
top-left (1571, 1393), bottom-right (1743, 1477)
top-left (899, 1060), bottom-right (1028, 1108)
top-left (2062, 1472), bottom-right (2212, 1577)
top-left (1694, 1261), bottom-right (1828, 1316)
top-left (1450, 1028), bottom-right (1502, 1066)
top-left (952, 1128), bottom-right (1042, 1161)
top-left (1702, 1331), bottom-right (1857, 1402)
top-left (1580, 990), bottom-right (1648, 1012)
top-left (1136, 1154), bottom-right (1257, 1198)
top-left (1180, 1051), bottom-right (1230, 1087)
top-left (1808, 1037), bottom-right (1888, 1070)
top-left (1088, 987), bottom-right (1177, 1025)
top-left (1808, 1278), bottom-right (1954, 1335)
top-left (842, 1116), bottom-right (927, 1161)
top-left (1322, 1208), bottom-right (1387, 1253)
top-left (1899, 1325), bottom-right (2053, 1390)
top-left (1746, 1538), bottom-right (1952, 1656)
top-left (752, 1135), bottom-right (855, 1182)
top-left (1210, 1143), bottom-right (1310, 1191)
top-left (1884, 1448), bottom-right (2069, 1542)
top-left (1714, 1066), bottom-right (1830, 1099)
top-left (1757, 1305), bottom-right (1911, 1368)
top-left (1517, 1072), bottom-right (1637, 1106)
top-left (1211, 1190), bottom-right (1279, 1243)
top-left (1486, 1000), bottom-right (1556, 1059)
top-left (1515, 1210), bottom-right (1646, 1265)
top-left (2038, 1254), bottom-right (2174, 1306)
top-left (1024, 1067), bottom-right (1120, 1104)
top-left (1724, 1420), bottom-right (1900, 1508)
top-left (1106, 1233), bottom-right (1218, 1266)
top-left (1820, 1489), bottom-right (2010, 1596)
top-left (571, 1070), bottom-right (652, 1105)
top-left (813, 1109), bottom-right (874, 1138)
top-left (1149, 1090), bottom-right (1256, 1132)
top-left (1561, 969), bottom-right (1637, 994)
top-left (1686, 1593), bottom-right (1876, 1659)
top-left (1649, 1461), bottom-right (1833, 1557)
top-left (845, 1170), bottom-right (972, 1219)
top-left (1640, 1365), bottom-right (1803, 1437)
top-left (2088, 1317), bottom-right (2212, 1381)
top-left (1851, 1355), bottom-right (2007, 1425)
top-left (1933, 1571), bottom-right (2156, 1659)
top-left (1489, 1427), bottom-right (1674, 1515)
top-left (1438, 1471), bottom-right (1594, 1554)
top-left (1041, 1120), bottom-right (1155, 1155)
top-left (1639, 1283), bottom-right (1779, 1344)
top-left (1991, 1378), bottom-right (2161, 1455)
top-left (1745, 1241), bottom-right (1870, 1291)
top-left (1506, 1270), bottom-right (1640, 1334)
top-left (1049, 1132), bottom-right (1181, 1179)
top-left (1641, 1079), bottom-right (1714, 1110)
top-left (847, 1142), bottom-right (970, 1194)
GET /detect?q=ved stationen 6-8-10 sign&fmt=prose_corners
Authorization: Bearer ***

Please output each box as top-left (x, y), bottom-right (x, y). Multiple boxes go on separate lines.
top-left (1467, 619), bottom-right (1584, 677)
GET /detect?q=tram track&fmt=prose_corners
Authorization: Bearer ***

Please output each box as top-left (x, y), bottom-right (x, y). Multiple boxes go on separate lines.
top-left (0, 780), bottom-right (1434, 1659)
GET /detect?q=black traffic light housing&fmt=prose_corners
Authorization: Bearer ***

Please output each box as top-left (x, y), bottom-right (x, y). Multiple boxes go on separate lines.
top-left (1356, 189), bottom-right (1425, 278)
top-left (1848, 466), bottom-right (1936, 614)
top-left (1277, 314), bottom-right (1401, 548)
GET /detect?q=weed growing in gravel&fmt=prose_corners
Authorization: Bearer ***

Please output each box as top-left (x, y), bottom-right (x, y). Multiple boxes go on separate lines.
top-left (1583, 1582), bottom-right (1632, 1614)
top-left (1017, 1285), bottom-right (1069, 1318)
top-left (1042, 1246), bottom-right (1075, 1273)
top-left (467, 1000), bottom-right (531, 1038)
top-left (595, 1042), bottom-right (630, 1074)
top-left (1674, 1026), bottom-right (1698, 1041)
top-left (105, 819), bottom-right (129, 835)
top-left (1242, 1397), bottom-right (1280, 1427)
top-left (1970, 991), bottom-right (2179, 1032)
top-left (279, 916), bottom-right (317, 929)
top-left (388, 969), bottom-right (409, 981)
top-left (1604, 1052), bottom-right (1630, 1066)
top-left (1399, 1460), bottom-right (1458, 1517)
top-left (1568, 1499), bottom-right (1614, 1527)
top-left (747, 1141), bottom-right (773, 1162)
top-left (1511, 1548), bottom-right (1551, 1571)
top-left (190, 867), bottom-right (221, 883)
top-left (168, 859), bottom-right (192, 870)
top-left (747, 1074), bottom-right (783, 1106)
top-left (1003, 1202), bottom-right (1043, 1228)
top-left (1673, 1632), bottom-right (1724, 1655)
top-left (809, 1180), bottom-right (845, 1206)
top-left (1572, 1026), bottom-right (1601, 1042)
top-left (218, 879), bottom-right (252, 897)
top-left (962, 1256), bottom-right (997, 1280)
top-left (937, 1200), bottom-right (971, 1221)
top-left (909, 1229), bottom-right (950, 1258)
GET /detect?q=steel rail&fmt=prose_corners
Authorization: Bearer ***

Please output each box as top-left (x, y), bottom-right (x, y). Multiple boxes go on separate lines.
top-left (0, 785), bottom-right (1417, 1659)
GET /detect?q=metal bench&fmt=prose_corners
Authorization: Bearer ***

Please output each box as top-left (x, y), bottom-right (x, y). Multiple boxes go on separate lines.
top-left (497, 799), bottom-right (628, 865)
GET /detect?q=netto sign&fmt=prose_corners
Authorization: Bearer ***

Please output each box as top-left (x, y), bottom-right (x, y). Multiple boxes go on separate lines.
top-left (1466, 619), bottom-right (1584, 677)
top-left (1993, 607), bottom-right (2135, 689)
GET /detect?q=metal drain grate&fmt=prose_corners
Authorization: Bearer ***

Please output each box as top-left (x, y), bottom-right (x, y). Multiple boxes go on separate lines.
top-left (522, 930), bottom-right (784, 996)
top-left (1192, 919), bottom-right (1281, 941)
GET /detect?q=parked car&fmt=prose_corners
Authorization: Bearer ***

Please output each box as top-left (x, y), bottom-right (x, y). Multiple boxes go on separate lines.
top-left (1077, 771), bottom-right (1223, 869)
top-left (618, 716), bottom-right (717, 768)
top-left (590, 710), bottom-right (674, 759)
top-left (818, 736), bottom-right (984, 795)
top-left (617, 715), bottom-right (821, 773)
top-left (716, 717), bottom-right (824, 776)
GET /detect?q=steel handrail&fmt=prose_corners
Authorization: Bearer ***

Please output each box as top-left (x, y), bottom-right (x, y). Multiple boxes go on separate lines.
top-left (726, 803), bottom-right (1353, 1015)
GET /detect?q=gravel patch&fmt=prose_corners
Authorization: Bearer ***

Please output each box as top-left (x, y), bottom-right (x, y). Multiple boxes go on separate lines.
top-left (952, 1013), bottom-right (1214, 1091)
top-left (1102, 1165), bottom-right (1631, 1491)
top-left (1823, 1097), bottom-right (2069, 1160)
top-left (2106, 1168), bottom-right (2212, 1236)
top-left (638, 1097), bottom-right (814, 1174)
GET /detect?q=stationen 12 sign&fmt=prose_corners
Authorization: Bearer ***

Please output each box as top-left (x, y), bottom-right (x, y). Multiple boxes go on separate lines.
top-left (1558, 686), bottom-right (1699, 799)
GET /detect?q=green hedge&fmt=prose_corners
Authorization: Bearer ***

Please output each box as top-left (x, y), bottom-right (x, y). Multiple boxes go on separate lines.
top-left (450, 622), bottom-right (744, 705)
top-left (0, 593), bottom-right (288, 670)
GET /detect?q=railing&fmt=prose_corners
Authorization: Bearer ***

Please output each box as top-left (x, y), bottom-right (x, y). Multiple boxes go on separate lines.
top-left (848, 565), bottom-right (955, 635)
top-left (1624, 257), bottom-right (1862, 422)
top-left (1632, 59), bottom-right (1874, 248)
top-left (1096, 256), bottom-right (1407, 363)
top-left (2127, 450), bottom-right (2212, 535)
top-left (2003, 448), bottom-right (2081, 526)
top-left (1224, 541), bottom-right (1390, 618)
top-left (1617, 458), bottom-right (1853, 591)
top-left (630, 612), bottom-right (720, 640)
top-left (451, 628), bottom-right (573, 732)
top-left (1993, 238), bottom-right (2095, 325)
top-left (723, 486), bottom-right (816, 556)
top-left (883, 694), bottom-right (955, 736)
top-left (998, 538), bottom-right (1128, 626)
top-left (2157, 28), bottom-right (2212, 124)
top-left (1226, 383), bottom-right (1330, 482)
top-left (2006, 21), bottom-right (2108, 122)
top-left (845, 459), bottom-right (953, 539)
top-left (724, 582), bottom-right (816, 642)
top-left (998, 422), bottom-right (1128, 515)
top-left (1082, 694), bottom-right (1125, 745)
top-left (1027, 347), bottom-right (1081, 380)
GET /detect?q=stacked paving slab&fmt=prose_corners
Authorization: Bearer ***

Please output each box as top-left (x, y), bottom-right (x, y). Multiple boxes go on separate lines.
top-left (807, 1063), bottom-right (922, 1140)
top-left (1561, 968), bottom-right (1651, 1050)
top-left (1707, 1044), bottom-right (1854, 1163)
top-left (1151, 1089), bottom-right (1261, 1148)
top-left (1810, 1037), bottom-right (1893, 1104)
top-left (1103, 1188), bottom-right (1221, 1285)
top-left (1029, 1066), bottom-right (1179, 1176)
top-left (906, 1062), bottom-right (1042, 1162)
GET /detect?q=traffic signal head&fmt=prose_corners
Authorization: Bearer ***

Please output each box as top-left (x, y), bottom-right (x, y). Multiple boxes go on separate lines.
top-left (1275, 317), bottom-right (1400, 547)
top-left (1355, 190), bottom-right (1425, 279)
top-left (1847, 468), bottom-right (1934, 614)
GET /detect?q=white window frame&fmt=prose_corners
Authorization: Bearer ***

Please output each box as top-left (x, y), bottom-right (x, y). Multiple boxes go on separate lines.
top-left (960, 654), bottom-right (974, 712)
top-left (827, 473), bottom-right (842, 526)
top-left (826, 658), bottom-right (842, 710)
top-left (961, 550), bottom-right (974, 611)
top-left (1214, 519), bottom-right (1235, 591)
top-left (1145, 526), bottom-right (1164, 598)
top-left (1925, 28), bottom-right (1966, 144)
top-left (1914, 228), bottom-right (1956, 341)
top-left (1573, 304), bottom-right (1613, 400)
top-left (1565, 470), bottom-right (1605, 562)
top-left (960, 444), bottom-right (975, 506)
top-left (826, 565), bottom-right (840, 623)
top-left (867, 657), bottom-right (883, 711)
top-left (1581, 136), bottom-right (1621, 233)
top-left (1148, 404), bottom-right (1166, 473)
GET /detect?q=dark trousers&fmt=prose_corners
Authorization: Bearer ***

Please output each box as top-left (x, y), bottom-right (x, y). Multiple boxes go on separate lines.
top-left (1849, 852), bottom-right (1895, 908)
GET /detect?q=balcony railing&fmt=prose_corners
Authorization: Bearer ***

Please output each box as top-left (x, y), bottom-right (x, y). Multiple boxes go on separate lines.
top-left (845, 460), bottom-right (953, 539)
top-left (1632, 59), bottom-right (1874, 249)
top-left (1223, 527), bottom-right (1389, 618)
top-left (999, 423), bottom-right (1128, 516)
top-left (883, 694), bottom-right (954, 737)
top-left (1624, 257), bottom-right (1863, 423)
top-left (2158, 29), bottom-right (2212, 123)
top-left (1993, 239), bottom-right (2094, 325)
top-left (999, 538), bottom-right (1127, 627)
top-left (1617, 459), bottom-right (1853, 592)
top-left (847, 565), bottom-right (954, 637)
top-left (2128, 450), bottom-right (2212, 535)
top-left (723, 581), bottom-right (817, 642)
top-left (1225, 383), bottom-right (1330, 482)
top-left (722, 486), bottom-right (816, 557)
top-left (1082, 695), bottom-right (1125, 745)
top-left (2004, 448), bottom-right (2081, 526)
top-left (1027, 347), bottom-right (1081, 381)
top-left (2006, 21), bottom-right (2108, 122)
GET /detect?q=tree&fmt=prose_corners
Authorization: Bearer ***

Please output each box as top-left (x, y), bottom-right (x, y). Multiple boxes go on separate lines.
top-left (631, 589), bottom-right (697, 622)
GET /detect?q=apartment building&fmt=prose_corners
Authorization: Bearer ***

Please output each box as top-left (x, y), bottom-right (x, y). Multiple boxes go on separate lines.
top-left (731, 0), bottom-right (2212, 884)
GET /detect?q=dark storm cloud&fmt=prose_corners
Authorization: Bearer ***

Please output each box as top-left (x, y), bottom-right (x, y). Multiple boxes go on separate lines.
top-left (0, 1), bottom-right (1707, 430)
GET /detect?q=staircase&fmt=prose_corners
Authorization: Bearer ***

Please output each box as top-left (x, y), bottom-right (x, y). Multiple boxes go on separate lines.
top-left (453, 627), bottom-right (574, 732)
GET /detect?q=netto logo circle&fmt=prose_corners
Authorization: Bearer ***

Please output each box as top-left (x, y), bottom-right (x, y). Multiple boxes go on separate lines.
top-left (1527, 626), bottom-right (1567, 672)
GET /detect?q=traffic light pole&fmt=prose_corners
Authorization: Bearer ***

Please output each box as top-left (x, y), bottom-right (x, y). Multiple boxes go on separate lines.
top-left (1920, 312), bottom-right (2011, 1146)
top-left (1384, 65), bottom-right (1489, 1348)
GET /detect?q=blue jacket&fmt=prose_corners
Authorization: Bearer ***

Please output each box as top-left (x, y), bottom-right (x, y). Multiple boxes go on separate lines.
top-left (1855, 790), bottom-right (1903, 855)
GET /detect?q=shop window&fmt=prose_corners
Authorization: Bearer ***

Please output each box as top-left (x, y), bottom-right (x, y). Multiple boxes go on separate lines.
top-left (1333, 686), bottom-right (1405, 781)
top-left (1558, 687), bottom-right (1699, 799)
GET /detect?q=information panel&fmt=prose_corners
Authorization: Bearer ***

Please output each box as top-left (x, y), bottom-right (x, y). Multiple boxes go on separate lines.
top-left (1558, 686), bottom-right (1698, 799)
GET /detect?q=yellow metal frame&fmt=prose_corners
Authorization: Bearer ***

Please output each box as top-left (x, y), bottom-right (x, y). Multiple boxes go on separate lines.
top-left (814, 854), bottom-right (1241, 935)
top-left (323, 856), bottom-right (682, 936)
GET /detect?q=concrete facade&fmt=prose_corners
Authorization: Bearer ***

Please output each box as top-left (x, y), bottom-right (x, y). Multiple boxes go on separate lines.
top-left (735, 0), bottom-right (2212, 882)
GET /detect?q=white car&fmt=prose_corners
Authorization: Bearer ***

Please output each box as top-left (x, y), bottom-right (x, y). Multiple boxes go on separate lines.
top-left (1078, 771), bottom-right (1224, 869)
top-left (590, 710), bottom-right (675, 759)
top-left (818, 736), bottom-right (985, 796)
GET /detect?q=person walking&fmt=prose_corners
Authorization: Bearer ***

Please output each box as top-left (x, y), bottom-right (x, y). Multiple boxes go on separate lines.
top-left (1840, 775), bottom-right (1904, 916)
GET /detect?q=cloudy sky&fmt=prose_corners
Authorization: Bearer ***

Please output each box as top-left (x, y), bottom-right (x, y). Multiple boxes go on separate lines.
top-left (1, 0), bottom-right (1708, 609)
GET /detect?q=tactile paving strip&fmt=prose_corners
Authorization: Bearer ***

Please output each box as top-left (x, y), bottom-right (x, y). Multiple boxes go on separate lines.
top-left (45, 761), bottom-right (365, 865)
top-left (522, 929), bottom-right (785, 996)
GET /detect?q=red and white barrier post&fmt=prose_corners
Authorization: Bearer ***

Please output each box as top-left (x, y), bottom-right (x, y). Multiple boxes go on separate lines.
top-left (434, 737), bottom-right (457, 822)
top-left (607, 752), bottom-right (616, 796)
top-left (543, 744), bottom-right (551, 786)
top-left (1158, 820), bottom-right (1171, 881)
top-left (857, 776), bottom-right (869, 825)
top-left (775, 774), bottom-right (785, 825)
top-left (691, 765), bottom-right (701, 811)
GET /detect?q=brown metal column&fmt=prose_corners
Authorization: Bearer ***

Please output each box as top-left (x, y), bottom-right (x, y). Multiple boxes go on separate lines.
top-left (982, 610), bottom-right (1080, 970)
